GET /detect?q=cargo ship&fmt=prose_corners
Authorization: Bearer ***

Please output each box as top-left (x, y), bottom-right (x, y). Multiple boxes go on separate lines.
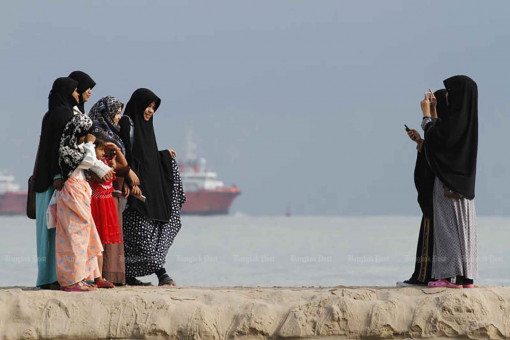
top-left (0, 172), bottom-right (27, 216)
top-left (179, 131), bottom-right (240, 215)
top-left (0, 131), bottom-right (241, 216)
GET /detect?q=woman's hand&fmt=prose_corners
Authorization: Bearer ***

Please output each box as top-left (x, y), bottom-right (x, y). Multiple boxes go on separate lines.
top-left (407, 129), bottom-right (422, 144)
top-left (101, 169), bottom-right (115, 182)
top-left (131, 185), bottom-right (142, 197)
top-left (128, 169), bottom-right (140, 186)
top-left (407, 128), bottom-right (423, 151)
top-left (85, 134), bottom-right (96, 143)
top-left (429, 89), bottom-right (438, 118)
top-left (420, 91), bottom-right (432, 116)
top-left (168, 149), bottom-right (177, 158)
top-left (104, 142), bottom-right (119, 152)
top-left (123, 183), bottom-right (131, 198)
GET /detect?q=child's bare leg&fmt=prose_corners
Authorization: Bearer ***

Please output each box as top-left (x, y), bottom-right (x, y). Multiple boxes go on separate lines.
top-left (95, 253), bottom-right (114, 288)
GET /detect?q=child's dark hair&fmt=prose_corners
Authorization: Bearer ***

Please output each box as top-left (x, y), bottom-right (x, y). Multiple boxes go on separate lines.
top-left (94, 137), bottom-right (107, 149)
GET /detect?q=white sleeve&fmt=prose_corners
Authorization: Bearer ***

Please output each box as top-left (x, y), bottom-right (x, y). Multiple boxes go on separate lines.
top-left (421, 116), bottom-right (433, 131)
top-left (78, 142), bottom-right (111, 178)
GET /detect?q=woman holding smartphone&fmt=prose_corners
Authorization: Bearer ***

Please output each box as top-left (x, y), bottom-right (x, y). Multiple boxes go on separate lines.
top-left (398, 89), bottom-right (446, 287)
top-left (421, 76), bottom-right (478, 288)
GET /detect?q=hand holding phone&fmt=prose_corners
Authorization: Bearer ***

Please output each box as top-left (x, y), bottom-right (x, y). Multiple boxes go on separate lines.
top-left (133, 194), bottom-right (147, 202)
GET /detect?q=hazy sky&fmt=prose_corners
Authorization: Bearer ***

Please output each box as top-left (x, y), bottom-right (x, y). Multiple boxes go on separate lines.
top-left (1, 1), bottom-right (509, 216)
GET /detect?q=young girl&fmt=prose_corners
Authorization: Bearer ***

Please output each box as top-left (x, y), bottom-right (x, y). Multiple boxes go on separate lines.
top-left (56, 115), bottom-right (114, 292)
top-left (89, 138), bottom-right (130, 288)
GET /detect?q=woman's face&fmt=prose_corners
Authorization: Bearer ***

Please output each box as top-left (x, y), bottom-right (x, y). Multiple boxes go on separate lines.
top-left (143, 101), bottom-right (156, 121)
top-left (78, 135), bottom-right (86, 144)
top-left (82, 88), bottom-right (92, 102)
top-left (114, 107), bottom-right (122, 125)
top-left (72, 88), bottom-right (80, 104)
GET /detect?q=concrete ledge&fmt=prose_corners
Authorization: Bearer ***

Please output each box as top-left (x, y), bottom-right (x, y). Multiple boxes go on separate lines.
top-left (1, 286), bottom-right (509, 339)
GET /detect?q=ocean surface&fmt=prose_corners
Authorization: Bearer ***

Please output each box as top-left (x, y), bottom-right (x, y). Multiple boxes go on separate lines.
top-left (1, 215), bottom-right (509, 287)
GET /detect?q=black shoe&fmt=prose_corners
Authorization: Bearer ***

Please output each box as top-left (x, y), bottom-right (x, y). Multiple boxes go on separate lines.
top-left (126, 277), bottom-right (153, 286)
top-left (158, 273), bottom-right (176, 286)
top-left (39, 281), bottom-right (61, 290)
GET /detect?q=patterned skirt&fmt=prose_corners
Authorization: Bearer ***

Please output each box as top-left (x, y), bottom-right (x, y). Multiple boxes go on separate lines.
top-left (123, 158), bottom-right (186, 278)
top-left (431, 178), bottom-right (478, 280)
top-left (56, 176), bottom-right (104, 286)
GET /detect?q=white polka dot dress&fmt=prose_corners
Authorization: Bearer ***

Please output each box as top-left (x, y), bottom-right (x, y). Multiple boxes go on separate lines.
top-left (123, 158), bottom-right (186, 278)
top-left (431, 177), bottom-right (478, 280)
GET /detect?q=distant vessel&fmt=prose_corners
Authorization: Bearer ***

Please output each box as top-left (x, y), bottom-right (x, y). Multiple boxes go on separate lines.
top-left (179, 130), bottom-right (240, 215)
top-left (0, 172), bottom-right (27, 216)
top-left (0, 131), bottom-right (241, 217)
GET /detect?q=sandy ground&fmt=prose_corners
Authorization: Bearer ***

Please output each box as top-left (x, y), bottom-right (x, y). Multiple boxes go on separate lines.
top-left (0, 285), bottom-right (509, 339)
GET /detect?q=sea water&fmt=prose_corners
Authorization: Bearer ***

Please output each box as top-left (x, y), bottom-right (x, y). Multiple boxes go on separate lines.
top-left (0, 215), bottom-right (508, 287)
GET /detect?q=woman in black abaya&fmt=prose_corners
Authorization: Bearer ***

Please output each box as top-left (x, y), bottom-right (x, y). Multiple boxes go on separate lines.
top-left (398, 89), bottom-right (446, 287)
top-left (119, 88), bottom-right (185, 286)
top-left (421, 75), bottom-right (478, 288)
top-left (34, 77), bottom-right (80, 289)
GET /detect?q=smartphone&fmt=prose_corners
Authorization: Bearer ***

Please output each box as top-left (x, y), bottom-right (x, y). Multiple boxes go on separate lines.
top-left (133, 194), bottom-right (146, 203)
top-left (404, 124), bottom-right (411, 132)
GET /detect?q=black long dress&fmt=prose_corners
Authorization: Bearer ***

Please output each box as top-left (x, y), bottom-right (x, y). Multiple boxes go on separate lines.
top-left (406, 89), bottom-right (447, 284)
top-left (408, 148), bottom-right (435, 284)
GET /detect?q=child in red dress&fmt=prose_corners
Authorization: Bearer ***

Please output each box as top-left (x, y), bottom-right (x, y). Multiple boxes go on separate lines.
top-left (89, 138), bottom-right (125, 288)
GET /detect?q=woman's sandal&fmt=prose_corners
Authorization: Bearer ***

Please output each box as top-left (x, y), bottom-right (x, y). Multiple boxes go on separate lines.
top-left (427, 279), bottom-right (462, 288)
top-left (158, 273), bottom-right (176, 286)
top-left (61, 281), bottom-right (96, 292)
top-left (95, 278), bottom-right (115, 289)
top-left (126, 277), bottom-right (153, 286)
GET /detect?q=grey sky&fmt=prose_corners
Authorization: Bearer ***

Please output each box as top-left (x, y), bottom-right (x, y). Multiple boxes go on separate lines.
top-left (1, 1), bottom-right (509, 215)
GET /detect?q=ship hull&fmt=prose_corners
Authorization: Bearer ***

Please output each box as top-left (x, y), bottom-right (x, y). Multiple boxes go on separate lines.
top-left (182, 188), bottom-right (240, 215)
top-left (0, 191), bottom-right (27, 215)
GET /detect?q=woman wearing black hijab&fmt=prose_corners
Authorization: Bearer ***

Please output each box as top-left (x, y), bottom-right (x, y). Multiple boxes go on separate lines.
top-left (397, 89), bottom-right (446, 287)
top-left (119, 88), bottom-right (186, 286)
top-left (421, 75), bottom-right (478, 288)
top-left (33, 77), bottom-right (79, 289)
top-left (68, 70), bottom-right (96, 114)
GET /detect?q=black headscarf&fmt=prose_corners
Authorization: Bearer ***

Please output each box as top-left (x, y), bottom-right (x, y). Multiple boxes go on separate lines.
top-left (120, 88), bottom-right (173, 221)
top-left (34, 77), bottom-right (79, 193)
top-left (424, 75), bottom-right (478, 199)
top-left (415, 89), bottom-right (446, 217)
top-left (59, 115), bottom-right (93, 181)
top-left (88, 96), bottom-right (126, 153)
top-left (68, 71), bottom-right (96, 113)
